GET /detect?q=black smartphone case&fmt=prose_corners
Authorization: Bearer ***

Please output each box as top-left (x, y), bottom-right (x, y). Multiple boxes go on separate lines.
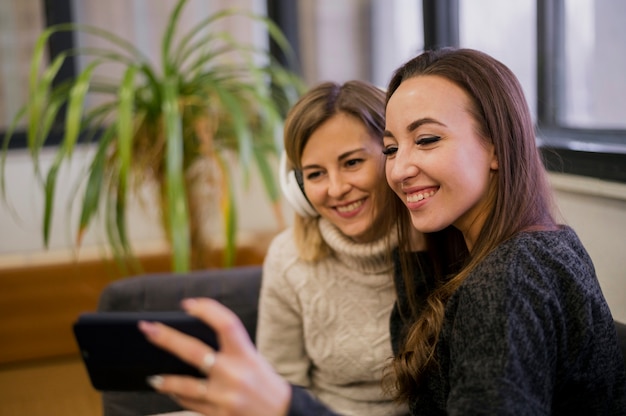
top-left (73, 311), bottom-right (218, 391)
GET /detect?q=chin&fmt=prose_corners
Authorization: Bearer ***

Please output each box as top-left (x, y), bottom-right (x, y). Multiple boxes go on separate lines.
top-left (339, 225), bottom-right (368, 241)
top-left (342, 228), bottom-right (366, 239)
top-left (410, 217), bottom-right (441, 234)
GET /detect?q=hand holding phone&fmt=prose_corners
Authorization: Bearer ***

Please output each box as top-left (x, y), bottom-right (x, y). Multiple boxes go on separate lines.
top-left (73, 311), bottom-right (218, 391)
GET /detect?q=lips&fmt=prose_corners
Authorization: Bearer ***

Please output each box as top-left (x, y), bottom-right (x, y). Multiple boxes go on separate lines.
top-left (405, 187), bottom-right (438, 204)
top-left (336, 199), bottom-right (364, 214)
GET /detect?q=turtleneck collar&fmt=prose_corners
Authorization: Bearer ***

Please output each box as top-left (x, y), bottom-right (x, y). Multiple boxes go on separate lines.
top-left (318, 217), bottom-right (398, 275)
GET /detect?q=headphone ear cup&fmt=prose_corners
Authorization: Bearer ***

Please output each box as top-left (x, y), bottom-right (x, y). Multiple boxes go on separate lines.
top-left (279, 152), bottom-right (319, 218)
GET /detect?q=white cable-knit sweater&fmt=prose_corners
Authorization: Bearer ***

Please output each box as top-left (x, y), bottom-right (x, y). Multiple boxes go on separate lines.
top-left (257, 219), bottom-right (407, 416)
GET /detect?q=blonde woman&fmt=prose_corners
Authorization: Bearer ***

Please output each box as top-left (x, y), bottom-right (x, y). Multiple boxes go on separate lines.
top-left (256, 80), bottom-right (409, 416)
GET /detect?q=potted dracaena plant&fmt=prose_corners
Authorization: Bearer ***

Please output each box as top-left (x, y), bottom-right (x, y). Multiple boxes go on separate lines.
top-left (0, 0), bottom-right (304, 272)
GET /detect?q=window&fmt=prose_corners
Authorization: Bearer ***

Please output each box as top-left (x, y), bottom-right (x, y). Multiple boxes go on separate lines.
top-left (0, 0), bottom-right (46, 134)
top-left (561, 0), bottom-right (626, 130)
top-left (275, 0), bottom-right (626, 183)
top-left (459, 0), bottom-right (626, 183)
top-left (459, 0), bottom-right (536, 117)
top-left (1, 0), bottom-right (267, 150)
top-left (276, 0), bottom-right (423, 88)
top-left (6, 0), bottom-right (625, 182)
top-left (0, 0), bottom-right (75, 149)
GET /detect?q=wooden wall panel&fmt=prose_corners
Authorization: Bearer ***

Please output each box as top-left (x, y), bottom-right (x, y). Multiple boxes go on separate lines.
top-left (0, 236), bottom-right (271, 365)
top-left (0, 252), bottom-right (170, 365)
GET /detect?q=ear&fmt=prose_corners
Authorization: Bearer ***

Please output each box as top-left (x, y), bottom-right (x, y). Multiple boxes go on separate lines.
top-left (279, 151), bottom-right (319, 218)
top-left (490, 156), bottom-right (499, 171)
top-left (489, 146), bottom-right (498, 171)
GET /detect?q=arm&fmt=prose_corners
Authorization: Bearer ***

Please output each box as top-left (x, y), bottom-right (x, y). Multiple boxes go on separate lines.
top-left (289, 385), bottom-right (342, 416)
top-left (257, 233), bottom-right (312, 387)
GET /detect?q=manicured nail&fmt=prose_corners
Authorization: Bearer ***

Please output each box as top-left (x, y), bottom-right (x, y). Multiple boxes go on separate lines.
top-left (147, 375), bottom-right (164, 389)
top-left (181, 298), bottom-right (198, 310)
top-left (138, 320), bottom-right (159, 336)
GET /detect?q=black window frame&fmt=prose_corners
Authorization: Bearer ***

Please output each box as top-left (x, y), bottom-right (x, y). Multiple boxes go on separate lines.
top-left (267, 0), bottom-right (301, 75)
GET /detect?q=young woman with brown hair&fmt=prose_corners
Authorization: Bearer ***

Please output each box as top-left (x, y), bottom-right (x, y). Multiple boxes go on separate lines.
top-left (382, 47), bottom-right (625, 414)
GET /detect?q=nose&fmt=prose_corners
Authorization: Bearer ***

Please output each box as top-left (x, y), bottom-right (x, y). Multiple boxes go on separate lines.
top-left (387, 146), bottom-right (419, 185)
top-left (327, 172), bottom-right (350, 198)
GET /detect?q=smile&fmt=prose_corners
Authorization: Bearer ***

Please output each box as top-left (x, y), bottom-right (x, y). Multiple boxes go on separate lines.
top-left (407, 189), bottom-right (436, 203)
top-left (336, 199), bottom-right (364, 213)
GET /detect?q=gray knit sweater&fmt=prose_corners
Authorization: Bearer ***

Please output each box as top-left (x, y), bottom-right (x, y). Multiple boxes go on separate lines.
top-left (394, 226), bottom-right (626, 415)
top-left (258, 218), bottom-right (408, 416)
top-left (288, 226), bottom-right (626, 415)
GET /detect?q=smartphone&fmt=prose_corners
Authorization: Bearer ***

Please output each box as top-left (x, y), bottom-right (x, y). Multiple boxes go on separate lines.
top-left (73, 311), bottom-right (218, 391)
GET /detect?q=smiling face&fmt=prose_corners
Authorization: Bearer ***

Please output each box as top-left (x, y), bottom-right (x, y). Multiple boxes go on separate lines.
top-left (301, 112), bottom-right (386, 243)
top-left (383, 75), bottom-right (498, 250)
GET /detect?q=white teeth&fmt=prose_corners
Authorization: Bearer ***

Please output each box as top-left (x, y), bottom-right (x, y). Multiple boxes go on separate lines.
top-left (337, 200), bottom-right (363, 213)
top-left (407, 190), bottom-right (435, 203)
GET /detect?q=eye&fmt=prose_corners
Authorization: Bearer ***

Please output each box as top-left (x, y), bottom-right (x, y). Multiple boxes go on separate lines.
top-left (382, 146), bottom-right (397, 156)
top-left (415, 136), bottom-right (441, 146)
top-left (305, 170), bottom-right (322, 181)
top-left (345, 158), bottom-right (363, 168)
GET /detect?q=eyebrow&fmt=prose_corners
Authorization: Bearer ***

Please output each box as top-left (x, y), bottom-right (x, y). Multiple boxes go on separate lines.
top-left (301, 148), bottom-right (365, 171)
top-left (384, 117), bottom-right (446, 138)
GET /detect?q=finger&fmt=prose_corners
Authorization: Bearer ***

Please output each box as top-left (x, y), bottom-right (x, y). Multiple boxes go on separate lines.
top-left (147, 374), bottom-right (214, 410)
top-left (182, 298), bottom-right (256, 356)
top-left (138, 320), bottom-right (216, 371)
top-left (147, 374), bottom-right (201, 395)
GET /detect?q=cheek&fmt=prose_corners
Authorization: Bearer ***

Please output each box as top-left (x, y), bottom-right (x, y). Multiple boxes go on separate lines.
top-left (365, 168), bottom-right (388, 200)
top-left (303, 183), bottom-right (324, 208)
top-left (458, 148), bottom-right (494, 186)
top-left (385, 162), bottom-right (401, 194)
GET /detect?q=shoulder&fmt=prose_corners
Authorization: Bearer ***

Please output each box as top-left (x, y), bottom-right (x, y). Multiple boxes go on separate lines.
top-left (264, 227), bottom-right (299, 269)
top-left (454, 226), bottom-right (600, 319)
top-left (262, 228), bottom-right (309, 290)
top-left (473, 226), bottom-right (593, 284)
top-left (264, 227), bottom-right (301, 265)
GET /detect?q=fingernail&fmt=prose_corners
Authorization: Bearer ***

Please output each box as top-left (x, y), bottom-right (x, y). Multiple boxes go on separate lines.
top-left (138, 321), bottom-right (159, 336)
top-left (147, 375), bottom-right (164, 389)
top-left (181, 298), bottom-right (197, 309)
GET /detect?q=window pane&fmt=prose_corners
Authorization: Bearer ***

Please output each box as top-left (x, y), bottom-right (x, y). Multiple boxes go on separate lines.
top-left (298, 0), bottom-right (423, 87)
top-left (563, 0), bottom-right (626, 129)
top-left (371, 0), bottom-right (423, 88)
top-left (0, 0), bottom-right (46, 130)
top-left (459, 0), bottom-right (536, 119)
top-left (70, 0), bottom-right (267, 112)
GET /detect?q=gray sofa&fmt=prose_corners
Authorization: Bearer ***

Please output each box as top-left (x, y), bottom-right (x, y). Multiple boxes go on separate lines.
top-left (96, 265), bottom-right (626, 416)
top-left (96, 265), bottom-right (263, 416)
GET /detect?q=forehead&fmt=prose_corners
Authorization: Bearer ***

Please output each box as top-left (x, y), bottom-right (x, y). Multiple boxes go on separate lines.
top-left (303, 113), bottom-right (377, 154)
top-left (385, 75), bottom-right (471, 130)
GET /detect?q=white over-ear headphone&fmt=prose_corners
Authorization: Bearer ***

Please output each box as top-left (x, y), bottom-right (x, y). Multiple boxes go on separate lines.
top-left (279, 151), bottom-right (319, 218)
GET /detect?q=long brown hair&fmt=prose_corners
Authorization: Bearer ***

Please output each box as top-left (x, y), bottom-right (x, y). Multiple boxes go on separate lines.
top-left (385, 48), bottom-right (557, 402)
top-left (283, 80), bottom-right (394, 261)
